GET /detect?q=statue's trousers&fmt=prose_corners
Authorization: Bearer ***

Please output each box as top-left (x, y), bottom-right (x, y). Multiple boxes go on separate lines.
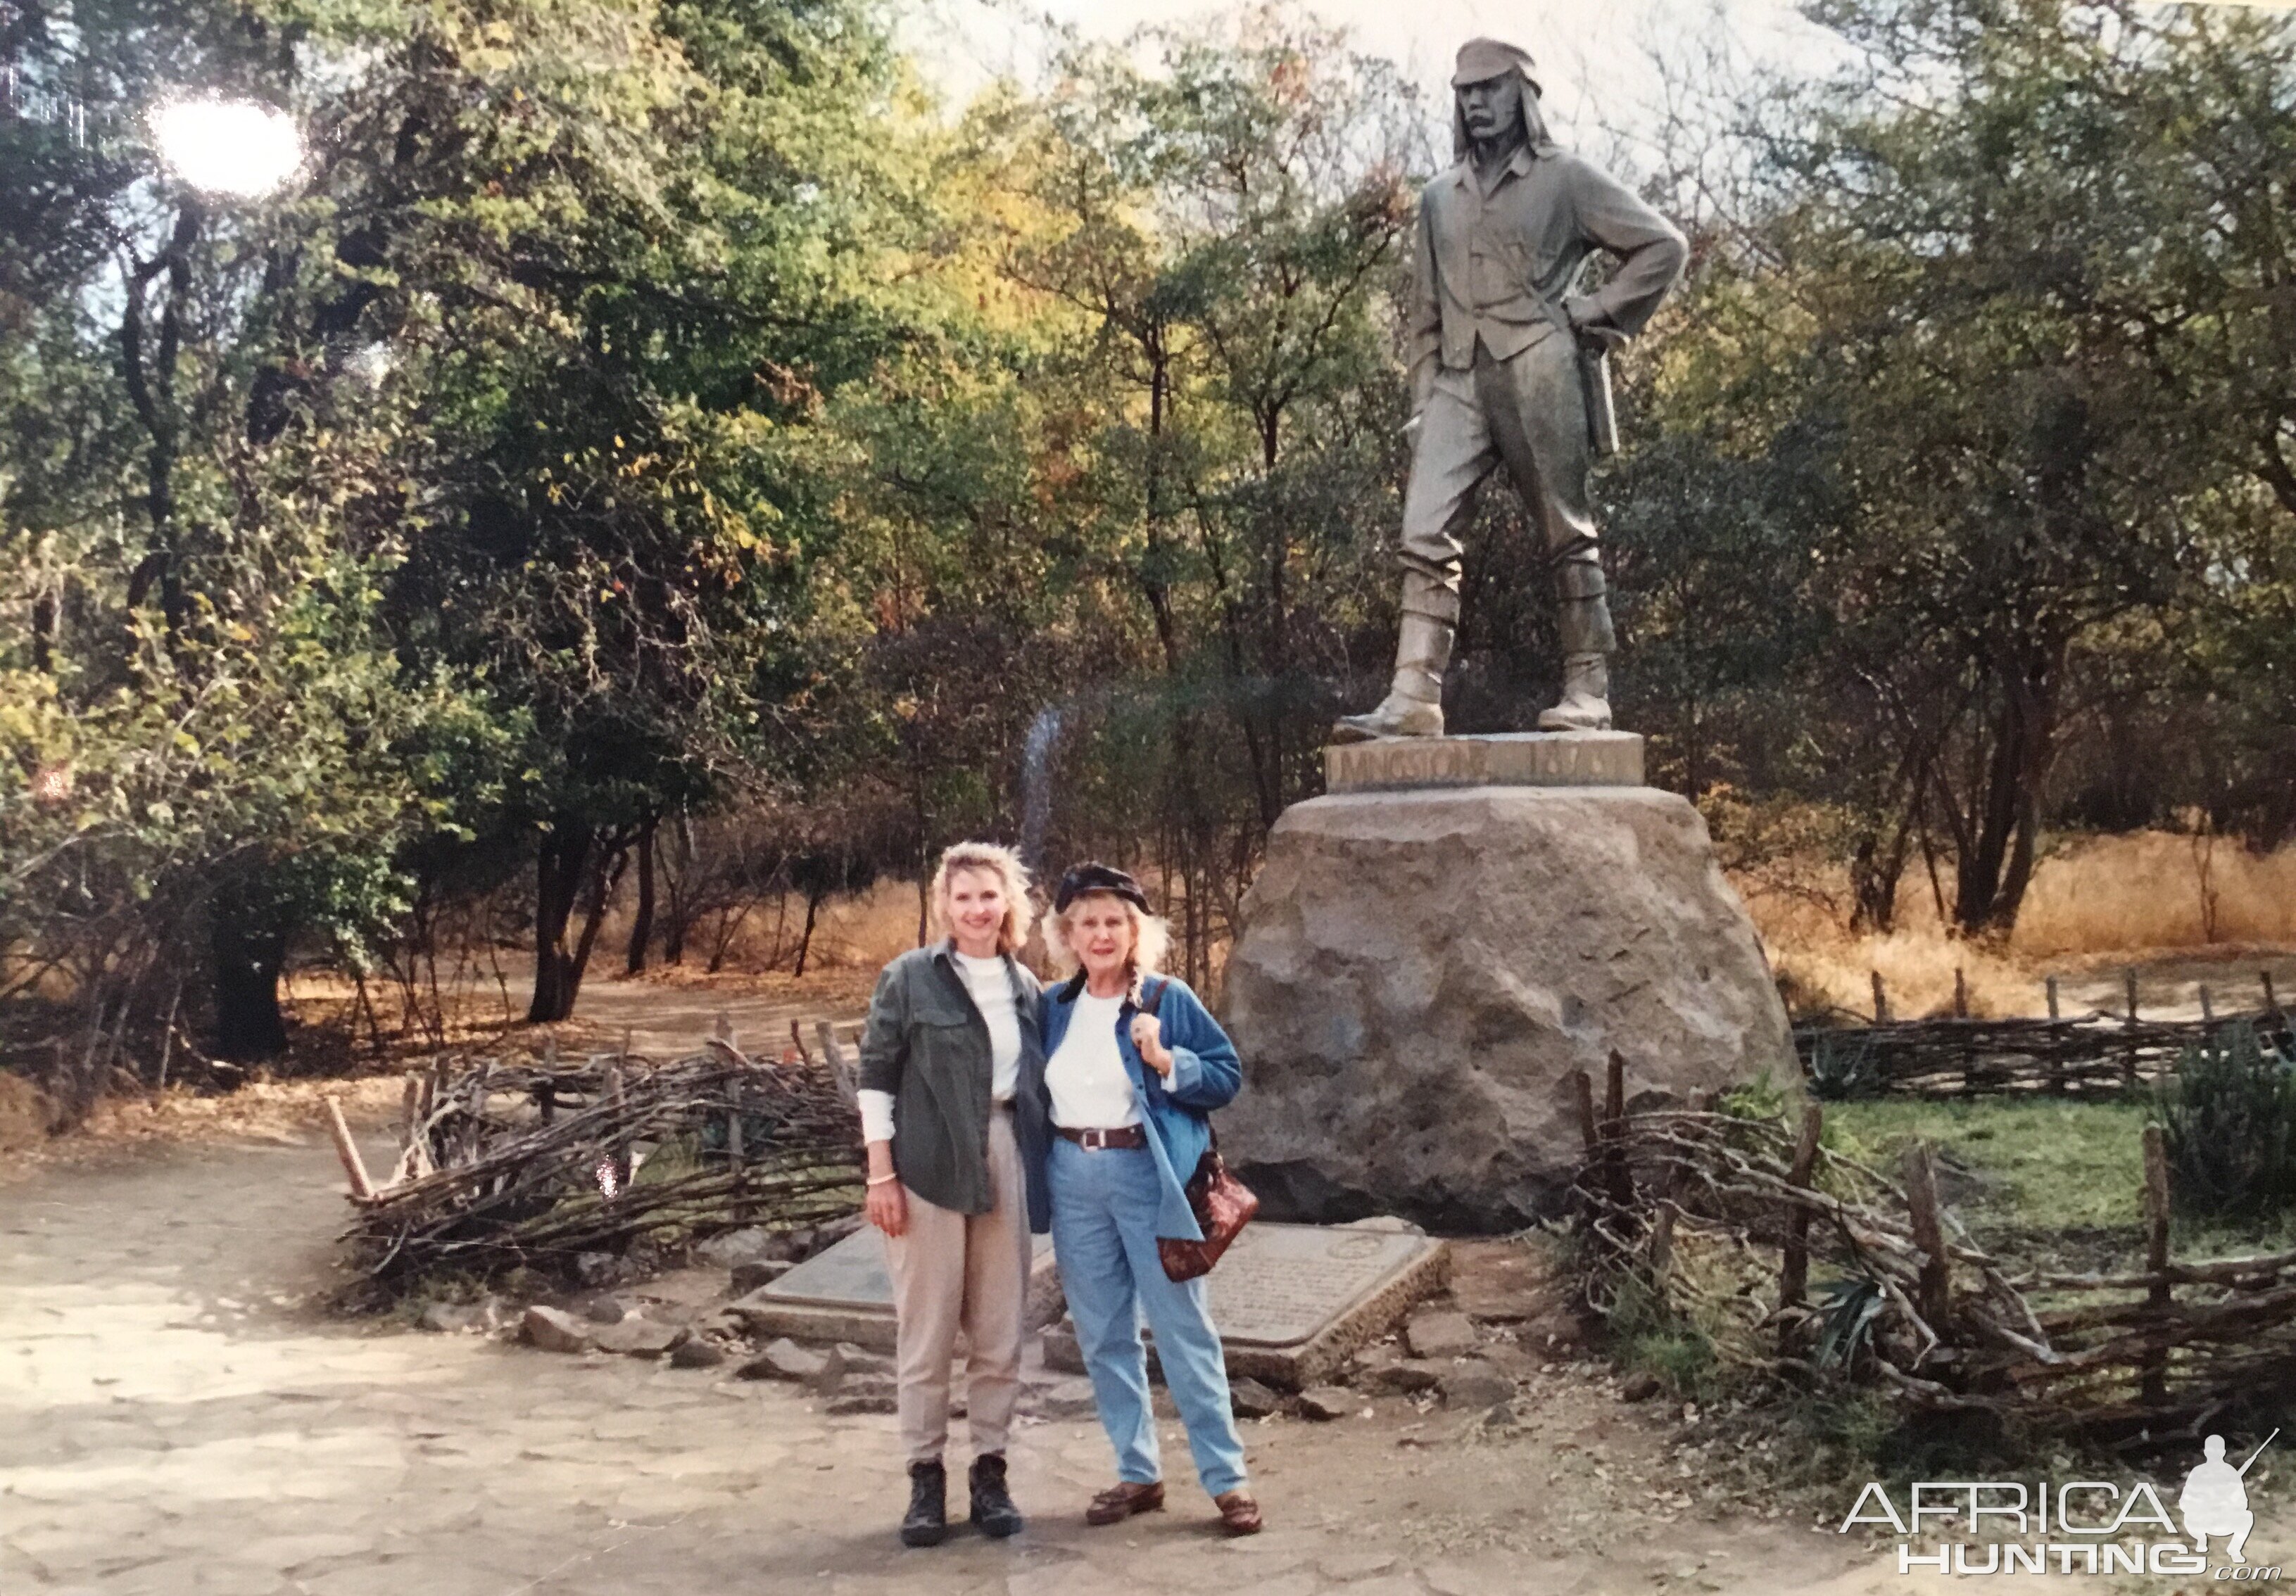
top-left (1399, 334), bottom-right (1615, 655)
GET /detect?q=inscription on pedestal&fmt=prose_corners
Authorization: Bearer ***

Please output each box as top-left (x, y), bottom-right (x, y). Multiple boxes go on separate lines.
top-left (1327, 730), bottom-right (1644, 792)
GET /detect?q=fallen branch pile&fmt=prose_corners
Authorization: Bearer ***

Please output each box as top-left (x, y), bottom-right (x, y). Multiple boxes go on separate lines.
top-left (338, 1030), bottom-right (865, 1289)
top-left (1570, 1055), bottom-right (2296, 1445)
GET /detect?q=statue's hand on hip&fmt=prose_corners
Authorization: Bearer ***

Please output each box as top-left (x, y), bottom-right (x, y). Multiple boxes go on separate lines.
top-left (1577, 323), bottom-right (1627, 358)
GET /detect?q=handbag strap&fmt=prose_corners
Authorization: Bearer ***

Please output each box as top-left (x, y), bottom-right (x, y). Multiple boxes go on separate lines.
top-left (1136, 975), bottom-right (1223, 1153)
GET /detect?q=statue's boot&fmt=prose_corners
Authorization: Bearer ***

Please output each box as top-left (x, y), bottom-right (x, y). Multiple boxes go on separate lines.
top-left (1539, 588), bottom-right (1615, 732)
top-left (1539, 652), bottom-right (1613, 732)
top-left (1334, 582), bottom-right (1453, 742)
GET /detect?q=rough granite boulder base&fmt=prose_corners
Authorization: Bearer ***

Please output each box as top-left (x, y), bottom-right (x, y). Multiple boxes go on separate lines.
top-left (1223, 786), bottom-right (1793, 1230)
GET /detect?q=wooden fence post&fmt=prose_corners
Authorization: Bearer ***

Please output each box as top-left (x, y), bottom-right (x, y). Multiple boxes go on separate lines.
top-left (2199, 984), bottom-right (2214, 1028)
top-left (2142, 1124), bottom-right (2171, 1407)
top-left (2044, 977), bottom-right (2066, 1092)
top-left (1603, 1051), bottom-right (1633, 1209)
top-left (1953, 968), bottom-right (1969, 1018)
top-left (1778, 1103), bottom-right (1825, 1350)
top-left (1569, 1068), bottom-right (1601, 1271)
top-left (325, 1098), bottom-right (376, 1201)
top-left (2124, 969), bottom-right (2141, 1089)
top-left (2264, 970), bottom-right (2280, 1018)
top-left (816, 1021), bottom-right (859, 1110)
top-left (726, 1096), bottom-right (748, 1222)
top-left (1903, 1143), bottom-right (1950, 1327)
top-left (1872, 971), bottom-right (1891, 1025)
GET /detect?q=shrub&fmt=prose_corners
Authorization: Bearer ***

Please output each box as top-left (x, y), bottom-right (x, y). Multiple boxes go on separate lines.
top-left (2156, 1021), bottom-right (2296, 1220)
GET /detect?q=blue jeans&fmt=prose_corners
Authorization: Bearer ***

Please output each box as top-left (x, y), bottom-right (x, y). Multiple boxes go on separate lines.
top-left (1047, 1138), bottom-right (1249, 1499)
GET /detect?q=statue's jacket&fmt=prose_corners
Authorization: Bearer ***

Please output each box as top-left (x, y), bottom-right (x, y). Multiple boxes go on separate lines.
top-left (1410, 139), bottom-right (1688, 376)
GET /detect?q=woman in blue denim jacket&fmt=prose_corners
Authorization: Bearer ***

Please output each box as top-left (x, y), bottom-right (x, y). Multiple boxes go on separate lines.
top-left (1018, 863), bottom-right (1263, 1536)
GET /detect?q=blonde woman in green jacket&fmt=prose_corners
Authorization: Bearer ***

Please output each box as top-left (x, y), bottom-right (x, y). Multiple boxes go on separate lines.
top-left (855, 841), bottom-right (1047, 1547)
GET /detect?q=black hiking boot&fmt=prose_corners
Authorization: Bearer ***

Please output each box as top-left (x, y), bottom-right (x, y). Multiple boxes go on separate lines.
top-left (969, 1452), bottom-right (1023, 1539)
top-left (900, 1459), bottom-right (947, 1547)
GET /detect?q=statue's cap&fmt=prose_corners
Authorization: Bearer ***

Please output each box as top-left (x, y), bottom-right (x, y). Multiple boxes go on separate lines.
top-left (1451, 37), bottom-right (1541, 96)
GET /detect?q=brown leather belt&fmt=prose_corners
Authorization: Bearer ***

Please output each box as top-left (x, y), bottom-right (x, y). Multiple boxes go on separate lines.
top-left (1056, 1125), bottom-right (1147, 1150)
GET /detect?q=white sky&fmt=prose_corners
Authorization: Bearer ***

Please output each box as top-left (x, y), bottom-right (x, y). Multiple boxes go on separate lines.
top-left (902, 0), bottom-right (1849, 151)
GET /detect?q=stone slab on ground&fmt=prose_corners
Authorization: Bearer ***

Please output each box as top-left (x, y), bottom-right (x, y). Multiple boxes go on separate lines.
top-left (1402, 1309), bottom-right (1480, 1361)
top-left (1042, 1220), bottom-right (1449, 1389)
top-left (733, 1228), bottom-right (1061, 1350)
top-left (1325, 730), bottom-right (1644, 792)
top-left (1223, 785), bottom-right (1793, 1230)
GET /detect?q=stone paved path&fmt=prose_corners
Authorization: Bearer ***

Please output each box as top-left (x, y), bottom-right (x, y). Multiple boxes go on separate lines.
top-left (3, 1129), bottom-right (2219, 1596)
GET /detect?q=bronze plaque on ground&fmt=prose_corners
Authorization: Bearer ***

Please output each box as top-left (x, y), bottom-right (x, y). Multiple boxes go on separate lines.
top-left (1042, 1221), bottom-right (1450, 1389)
top-left (734, 1231), bottom-right (1060, 1350)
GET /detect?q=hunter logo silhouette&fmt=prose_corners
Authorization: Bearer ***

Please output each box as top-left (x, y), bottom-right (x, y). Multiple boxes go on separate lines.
top-left (2181, 1429), bottom-right (2273, 1565)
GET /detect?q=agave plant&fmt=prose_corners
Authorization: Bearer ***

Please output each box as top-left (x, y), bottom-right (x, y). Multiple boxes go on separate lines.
top-left (1812, 1275), bottom-right (1888, 1372)
top-left (1808, 1030), bottom-right (1886, 1101)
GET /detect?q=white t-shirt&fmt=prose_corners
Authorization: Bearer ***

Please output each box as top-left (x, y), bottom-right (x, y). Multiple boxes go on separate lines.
top-left (857, 951), bottom-right (1022, 1144)
top-left (953, 951), bottom-right (1023, 1101)
top-left (1045, 990), bottom-right (1140, 1130)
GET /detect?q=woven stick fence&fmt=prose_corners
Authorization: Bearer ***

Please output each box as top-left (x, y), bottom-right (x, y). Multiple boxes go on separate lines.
top-left (1571, 1053), bottom-right (2296, 1445)
top-left (336, 1025), bottom-right (866, 1288)
top-left (1794, 968), bottom-right (2292, 1098)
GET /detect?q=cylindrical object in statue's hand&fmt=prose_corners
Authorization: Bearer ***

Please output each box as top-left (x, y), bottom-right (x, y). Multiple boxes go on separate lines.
top-left (1582, 348), bottom-right (1617, 457)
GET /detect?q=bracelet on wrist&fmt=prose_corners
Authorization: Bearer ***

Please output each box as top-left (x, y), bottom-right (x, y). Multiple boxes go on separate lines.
top-left (866, 1172), bottom-right (899, 1187)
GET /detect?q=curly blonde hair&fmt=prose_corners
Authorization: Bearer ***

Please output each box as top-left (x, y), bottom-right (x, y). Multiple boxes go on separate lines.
top-left (1045, 892), bottom-right (1171, 989)
top-left (928, 841), bottom-right (1035, 954)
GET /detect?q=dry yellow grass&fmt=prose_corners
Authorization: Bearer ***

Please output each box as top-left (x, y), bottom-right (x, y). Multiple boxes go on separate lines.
top-left (1739, 830), bottom-right (2296, 1020)
top-left (2013, 830), bottom-right (2296, 956)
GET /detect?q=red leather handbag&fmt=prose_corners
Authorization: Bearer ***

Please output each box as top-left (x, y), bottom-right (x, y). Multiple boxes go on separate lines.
top-left (1157, 1136), bottom-right (1259, 1283)
top-left (1135, 977), bottom-right (1259, 1283)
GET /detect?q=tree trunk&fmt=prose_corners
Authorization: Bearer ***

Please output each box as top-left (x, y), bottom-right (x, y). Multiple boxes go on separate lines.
top-left (625, 816), bottom-right (658, 976)
top-left (660, 813), bottom-right (693, 965)
top-left (210, 915), bottom-right (289, 1061)
top-left (567, 840), bottom-right (628, 1006)
top-left (528, 825), bottom-right (593, 1023)
top-left (795, 890), bottom-right (825, 978)
top-left (1952, 657), bottom-right (2059, 935)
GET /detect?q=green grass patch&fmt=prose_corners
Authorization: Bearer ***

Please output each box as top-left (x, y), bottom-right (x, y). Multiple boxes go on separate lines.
top-left (1823, 1096), bottom-right (2151, 1236)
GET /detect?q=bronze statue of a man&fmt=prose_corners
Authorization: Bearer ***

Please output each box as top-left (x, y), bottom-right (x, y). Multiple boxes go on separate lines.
top-left (1335, 38), bottom-right (1687, 742)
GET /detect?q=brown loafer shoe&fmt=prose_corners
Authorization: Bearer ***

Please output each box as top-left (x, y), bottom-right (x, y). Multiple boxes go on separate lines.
top-left (1085, 1480), bottom-right (1165, 1526)
top-left (1214, 1490), bottom-right (1263, 1535)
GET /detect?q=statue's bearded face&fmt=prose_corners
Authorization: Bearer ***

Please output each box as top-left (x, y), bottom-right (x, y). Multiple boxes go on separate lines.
top-left (1458, 72), bottom-right (1526, 148)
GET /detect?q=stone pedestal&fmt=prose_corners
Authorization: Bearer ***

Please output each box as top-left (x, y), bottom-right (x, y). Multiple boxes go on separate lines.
top-left (1221, 766), bottom-right (1791, 1231)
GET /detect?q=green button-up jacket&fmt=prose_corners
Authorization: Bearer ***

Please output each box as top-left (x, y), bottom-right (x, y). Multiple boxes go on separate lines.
top-left (856, 940), bottom-right (1045, 1217)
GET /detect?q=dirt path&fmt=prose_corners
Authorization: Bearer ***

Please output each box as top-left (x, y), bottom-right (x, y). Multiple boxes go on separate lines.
top-left (0, 1126), bottom-right (1991, 1596)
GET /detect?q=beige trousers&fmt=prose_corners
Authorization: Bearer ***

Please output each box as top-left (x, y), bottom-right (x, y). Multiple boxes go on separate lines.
top-left (883, 1108), bottom-right (1030, 1463)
